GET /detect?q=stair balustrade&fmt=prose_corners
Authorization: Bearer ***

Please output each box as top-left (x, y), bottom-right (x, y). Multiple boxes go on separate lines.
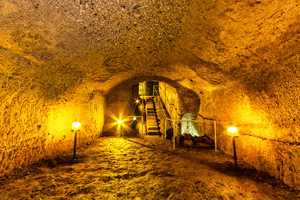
top-left (153, 85), bottom-right (217, 150)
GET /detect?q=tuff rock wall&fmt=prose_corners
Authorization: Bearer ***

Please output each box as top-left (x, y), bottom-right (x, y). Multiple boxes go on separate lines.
top-left (199, 63), bottom-right (300, 189)
top-left (159, 82), bottom-right (200, 118)
top-left (103, 82), bottom-right (138, 136)
top-left (0, 73), bottom-right (105, 175)
top-left (158, 82), bottom-right (201, 139)
top-left (161, 71), bottom-right (300, 188)
top-left (1, 0), bottom-right (300, 189)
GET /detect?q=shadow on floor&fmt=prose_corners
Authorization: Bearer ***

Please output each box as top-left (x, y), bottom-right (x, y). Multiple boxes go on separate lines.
top-left (124, 136), bottom-right (293, 191)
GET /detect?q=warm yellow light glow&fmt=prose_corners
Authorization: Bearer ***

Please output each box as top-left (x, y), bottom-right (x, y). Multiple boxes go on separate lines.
top-left (72, 122), bottom-right (81, 131)
top-left (118, 120), bottom-right (122, 124)
top-left (133, 116), bottom-right (136, 120)
top-left (228, 126), bottom-right (238, 136)
top-left (136, 99), bottom-right (139, 103)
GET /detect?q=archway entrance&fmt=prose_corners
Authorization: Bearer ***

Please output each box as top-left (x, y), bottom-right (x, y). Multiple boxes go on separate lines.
top-left (103, 76), bottom-right (200, 137)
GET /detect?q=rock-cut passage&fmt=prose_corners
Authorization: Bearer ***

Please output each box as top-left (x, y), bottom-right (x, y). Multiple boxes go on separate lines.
top-left (0, 137), bottom-right (298, 199)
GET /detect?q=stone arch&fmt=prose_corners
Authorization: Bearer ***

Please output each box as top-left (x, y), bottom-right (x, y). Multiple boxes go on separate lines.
top-left (103, 75), bottom-right (200, 136)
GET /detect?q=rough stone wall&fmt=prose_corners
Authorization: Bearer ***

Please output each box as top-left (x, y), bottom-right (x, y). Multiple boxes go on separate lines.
top-left (103, 82), bottom-right (137, 136)
top-left (0, 73), bottom-right (105, 175)
top-left (200, 64), bottom-right (300, 188)
top-left (160, 44), bottom-right (300, 188)
top-left (159, 82), bottom-right (181, 120)
top-left (158, 82), bottom-right (178, 136)
top-left (159, 82), bottom-right (201, 137)
top-left (1, 0), bottom-right (300, 189)
top-left (159, 82), bottom-right (200, 118)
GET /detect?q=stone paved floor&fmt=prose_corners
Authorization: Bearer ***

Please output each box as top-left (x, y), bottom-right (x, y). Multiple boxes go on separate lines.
top-left (0, 136), bottom-right (299, 199)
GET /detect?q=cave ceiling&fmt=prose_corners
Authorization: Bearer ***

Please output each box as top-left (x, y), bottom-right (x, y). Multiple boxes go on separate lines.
top-left (0, 0), bottom-right (299, 94)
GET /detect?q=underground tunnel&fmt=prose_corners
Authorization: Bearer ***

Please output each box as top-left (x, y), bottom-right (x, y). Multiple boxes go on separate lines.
top-left (0, 0), bottom-right (300, 199)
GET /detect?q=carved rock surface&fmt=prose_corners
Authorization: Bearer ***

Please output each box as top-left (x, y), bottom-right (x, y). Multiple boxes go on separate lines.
top-left (0, 0), bottom-right (300, 188)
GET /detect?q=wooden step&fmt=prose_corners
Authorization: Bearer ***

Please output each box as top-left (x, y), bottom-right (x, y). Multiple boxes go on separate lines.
top-left (147, 124), bottom-right (158, 127)
top-left (147, 110), bottom-right (156, 113)
top-left (148, 131), bottom-right (160, 135)
top-left (147, 121), bottom-right (157, 124)
top-left (147, 123), bottom-right (158, 126)
top-left (147, 117), bottom-right (155, 120)
top-left (147, 114), bottom-right (156, 118)
top-left (147, 117), bottom-right (156, 120)
top-left (147, 116), bottom-right (156, 119)
top-left (147, 118), bottom-right (157, 121)
top-left (147, 111), bottom-right (155, 114)
top-left (148, 119), bottom-right (157, 122)
top-left (147, 119), bottom-right (157, 121)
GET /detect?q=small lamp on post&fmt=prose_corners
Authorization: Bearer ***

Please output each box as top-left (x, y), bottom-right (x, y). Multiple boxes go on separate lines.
top-left (228, 126), bottom-right (238, 170)
top-left (72, 121), bottom-right (81, 160)
top-left (118, 120), bottom-right (122, 137)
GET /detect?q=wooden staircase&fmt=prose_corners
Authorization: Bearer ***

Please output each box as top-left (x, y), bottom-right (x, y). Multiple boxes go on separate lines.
top-left (146, 97), bottom-right (160, 135)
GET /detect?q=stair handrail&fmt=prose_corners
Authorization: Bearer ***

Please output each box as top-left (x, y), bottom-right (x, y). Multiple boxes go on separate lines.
top-left (153, 85), bottom-right (217, 151)
top-left (197, 114), bottom-right (217, 151)
top-left (153, 86), bottom-right (171, 122)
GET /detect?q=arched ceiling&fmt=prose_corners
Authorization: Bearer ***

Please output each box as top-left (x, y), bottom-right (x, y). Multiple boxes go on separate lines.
top-left (1, 0), bottom-right (299, 95)
top-left (1, 0), bottom-right (300, 185)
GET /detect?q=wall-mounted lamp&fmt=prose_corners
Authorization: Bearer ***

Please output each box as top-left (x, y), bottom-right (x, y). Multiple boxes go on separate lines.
top-left (228, 126), bottom-right (238, 170)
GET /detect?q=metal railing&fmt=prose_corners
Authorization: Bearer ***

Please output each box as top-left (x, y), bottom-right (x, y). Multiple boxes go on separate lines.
top-left (153, 85), bottom-right (217, 150)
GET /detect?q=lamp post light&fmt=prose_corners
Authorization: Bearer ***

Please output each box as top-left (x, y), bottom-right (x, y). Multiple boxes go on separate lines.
top-left (120, 116), bottom-right (143, 138)
top-left (117, 120), bottom-right (122, 137)
top-left (228, 126), bottom-right (238, 170)
top-left (72, 121), bottom-right (81, 160)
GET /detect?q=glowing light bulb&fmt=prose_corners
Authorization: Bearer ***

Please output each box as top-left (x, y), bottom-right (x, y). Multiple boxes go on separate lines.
top-left (72, 122), bottom-right (81, 131)
top-left (228, 127), bottom-right (238, 136)
top-left (133, 116), bottom-right (136, 120)
top-left (118, 120), bottom-right (122, 124)
top-left (136, 99), bottom-right (139, 103)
